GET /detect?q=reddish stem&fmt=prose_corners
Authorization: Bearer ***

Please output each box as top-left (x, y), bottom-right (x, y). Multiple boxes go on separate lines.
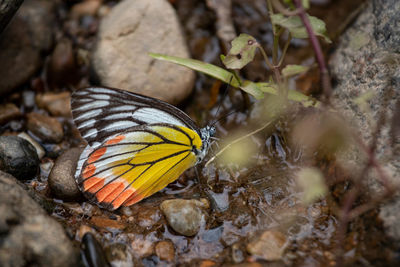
top-left (293, 0), bottom-right (332, 103)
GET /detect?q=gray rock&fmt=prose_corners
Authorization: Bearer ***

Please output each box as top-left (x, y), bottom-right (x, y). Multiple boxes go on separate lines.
top-left (26, 112), bottom-right (64, 143)
top-left (372, 0), bottom-right (400, 53)
top-left (160, 199), bottom-right (209, 236)
top-left (0, 0), bottom-right (55, 96)
top-left (0, 136), bottom-right (39, 180)
top-left (91, 0), bottom-right (195, 104)
top-left (48, 147), bottom-right (83, 201)
top-left (329, 1), bottom-right (400, 241)
top-left (0, 171), bottom-right (78, 267)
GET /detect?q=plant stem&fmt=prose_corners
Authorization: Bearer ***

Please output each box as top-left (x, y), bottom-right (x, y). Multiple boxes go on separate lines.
top-left (293, 0), bottom-right (332, 103)
top-left (278, 33), bottom-right (292, 67)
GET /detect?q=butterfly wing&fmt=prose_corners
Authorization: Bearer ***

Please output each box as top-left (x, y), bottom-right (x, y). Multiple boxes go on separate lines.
top-left (75, 124), bottom-right (202, 210)
top-left (71, 87), bottom-right (200, 146)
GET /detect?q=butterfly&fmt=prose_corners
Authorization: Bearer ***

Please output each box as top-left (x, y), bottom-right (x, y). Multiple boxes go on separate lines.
top-left (71, 87), bottom-right (215, 210)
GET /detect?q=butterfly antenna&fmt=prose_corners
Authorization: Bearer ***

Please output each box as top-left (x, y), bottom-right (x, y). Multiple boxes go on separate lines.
top-left (211, 110), bottom-right (240, 127)
top-left (210, 76), bottom-right (233, 125)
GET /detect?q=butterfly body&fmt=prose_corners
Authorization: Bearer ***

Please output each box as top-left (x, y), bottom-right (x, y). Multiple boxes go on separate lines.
top-left (71, 87), bottom-right (214, 210)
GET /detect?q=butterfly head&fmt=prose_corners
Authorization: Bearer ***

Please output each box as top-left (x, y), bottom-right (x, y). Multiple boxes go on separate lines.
top-left (195, 125), bottom-right (215, 163)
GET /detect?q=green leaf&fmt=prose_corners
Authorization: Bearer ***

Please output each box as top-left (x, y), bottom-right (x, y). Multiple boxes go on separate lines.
top-left (297, 167), bottom-right (327, 205)
top-left (240, 81), bottom-right (264, 99)
top-left (149, 53), bottom-right (320, 107)
top-left (149, 53), bottom-right (240, 87)
top-left (257, 82), bottom-right (320, 107)
top-left (271, 14), bottom-right (331, 43)
top-left (222, 34), bottom-right (258, 69)
top-left (282, 64), bottom-right (309, 78)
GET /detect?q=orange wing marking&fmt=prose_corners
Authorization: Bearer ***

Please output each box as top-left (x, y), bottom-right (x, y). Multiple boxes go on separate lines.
top-left (96, 182), bottom-right (125, 202)
top-left (88, 147), bottom-right (107, 164)
top-left (105, 135), bottom-right (126, 145)
top-left (83, 177), bottom-right (105, 193)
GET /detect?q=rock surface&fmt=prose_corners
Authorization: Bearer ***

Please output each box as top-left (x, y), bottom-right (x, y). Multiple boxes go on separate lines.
top-left (0, 136), bottom-right (39, 180)
top-left (160, 199), bottom-right (209, 236)
top-left (329, 0), bottom-right (400, 241)
top-left (0, 171), bottom-right (78, 266)
top-left (48, 147), bottom-right (83, 201)
top-left (26, 113), bottom-right (64, 143)
top-left (91, 0), bottom-right (195, 104)
top-left (0, 0), bottom-right (54, 96)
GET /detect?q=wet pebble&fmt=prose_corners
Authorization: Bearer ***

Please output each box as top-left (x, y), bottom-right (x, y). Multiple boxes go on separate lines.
top-left (90, 216), bottom-right (126, 230)
top-left (71, 0), bottom-right (102, 18)
top-left (18, 132), bottom-right (45, 159)
top-left (0, 103), bottom-right (21, 124)
top-left (246, 230), bottom-right (288, 261)
top-left (48, 147), bottom-right (82, 201)
top-left (0, 136), bottom-right (39, 180)
top-left (131, 234), bottom-right (155, 258)
top-left (160, 198), bottom-right (209, 236)
top-left (105, 243), bottom-right (133, 267)
top-left (22, 90), bottom-right (36, 109)
top-left (26, 112), bottom-right (64, 143)
top-left (47, 38), bottom-right (79, 89)
top-left (81, 232), bottom-right (111, 267)
top-left (155, 240), bottom-right (175, 262)
top-left (36, 92), bottom-right (71, 117)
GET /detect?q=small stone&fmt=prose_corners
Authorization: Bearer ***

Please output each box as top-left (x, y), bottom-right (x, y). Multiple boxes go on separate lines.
top-left (155, 240), bottom-right (175, 262)
top-left (90, 216), bottom-right (126, 230)
top-left (91, 0), bottom-right (194, 104)
top-left (160, 199), bottom-right (208, 236)
top-left (18, 132), bottom-right (45, 159)
top-left (0, 136), bottom-right (39, 180)
top-left (71, 0), bottom-right (102, 18)
top-left (48, 147), bottom-right (83, 201)
top-left (0, 103), bottom-right (21, 124)
top-left (131, 234), bottom-right (155, 258)
top-left (26, 113), bottom-right (64, 143)
top-left (246, 230), bottom-right (288, 261)
top-left (36, 92), bottom-right (71, 117)
top-left (46, 39), bottom-right (79, 89)
top-left (22, 90), bottom-right (36, 109)
top-left (105, 243), bottom-right (133, 267)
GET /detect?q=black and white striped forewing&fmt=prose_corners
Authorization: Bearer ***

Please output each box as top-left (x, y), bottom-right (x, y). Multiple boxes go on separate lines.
top-left (71, 87), bottom-right (199, 146)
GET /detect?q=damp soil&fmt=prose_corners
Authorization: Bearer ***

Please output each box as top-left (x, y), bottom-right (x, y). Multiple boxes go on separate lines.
top-left (1, 0), bottom-right (397, 266)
